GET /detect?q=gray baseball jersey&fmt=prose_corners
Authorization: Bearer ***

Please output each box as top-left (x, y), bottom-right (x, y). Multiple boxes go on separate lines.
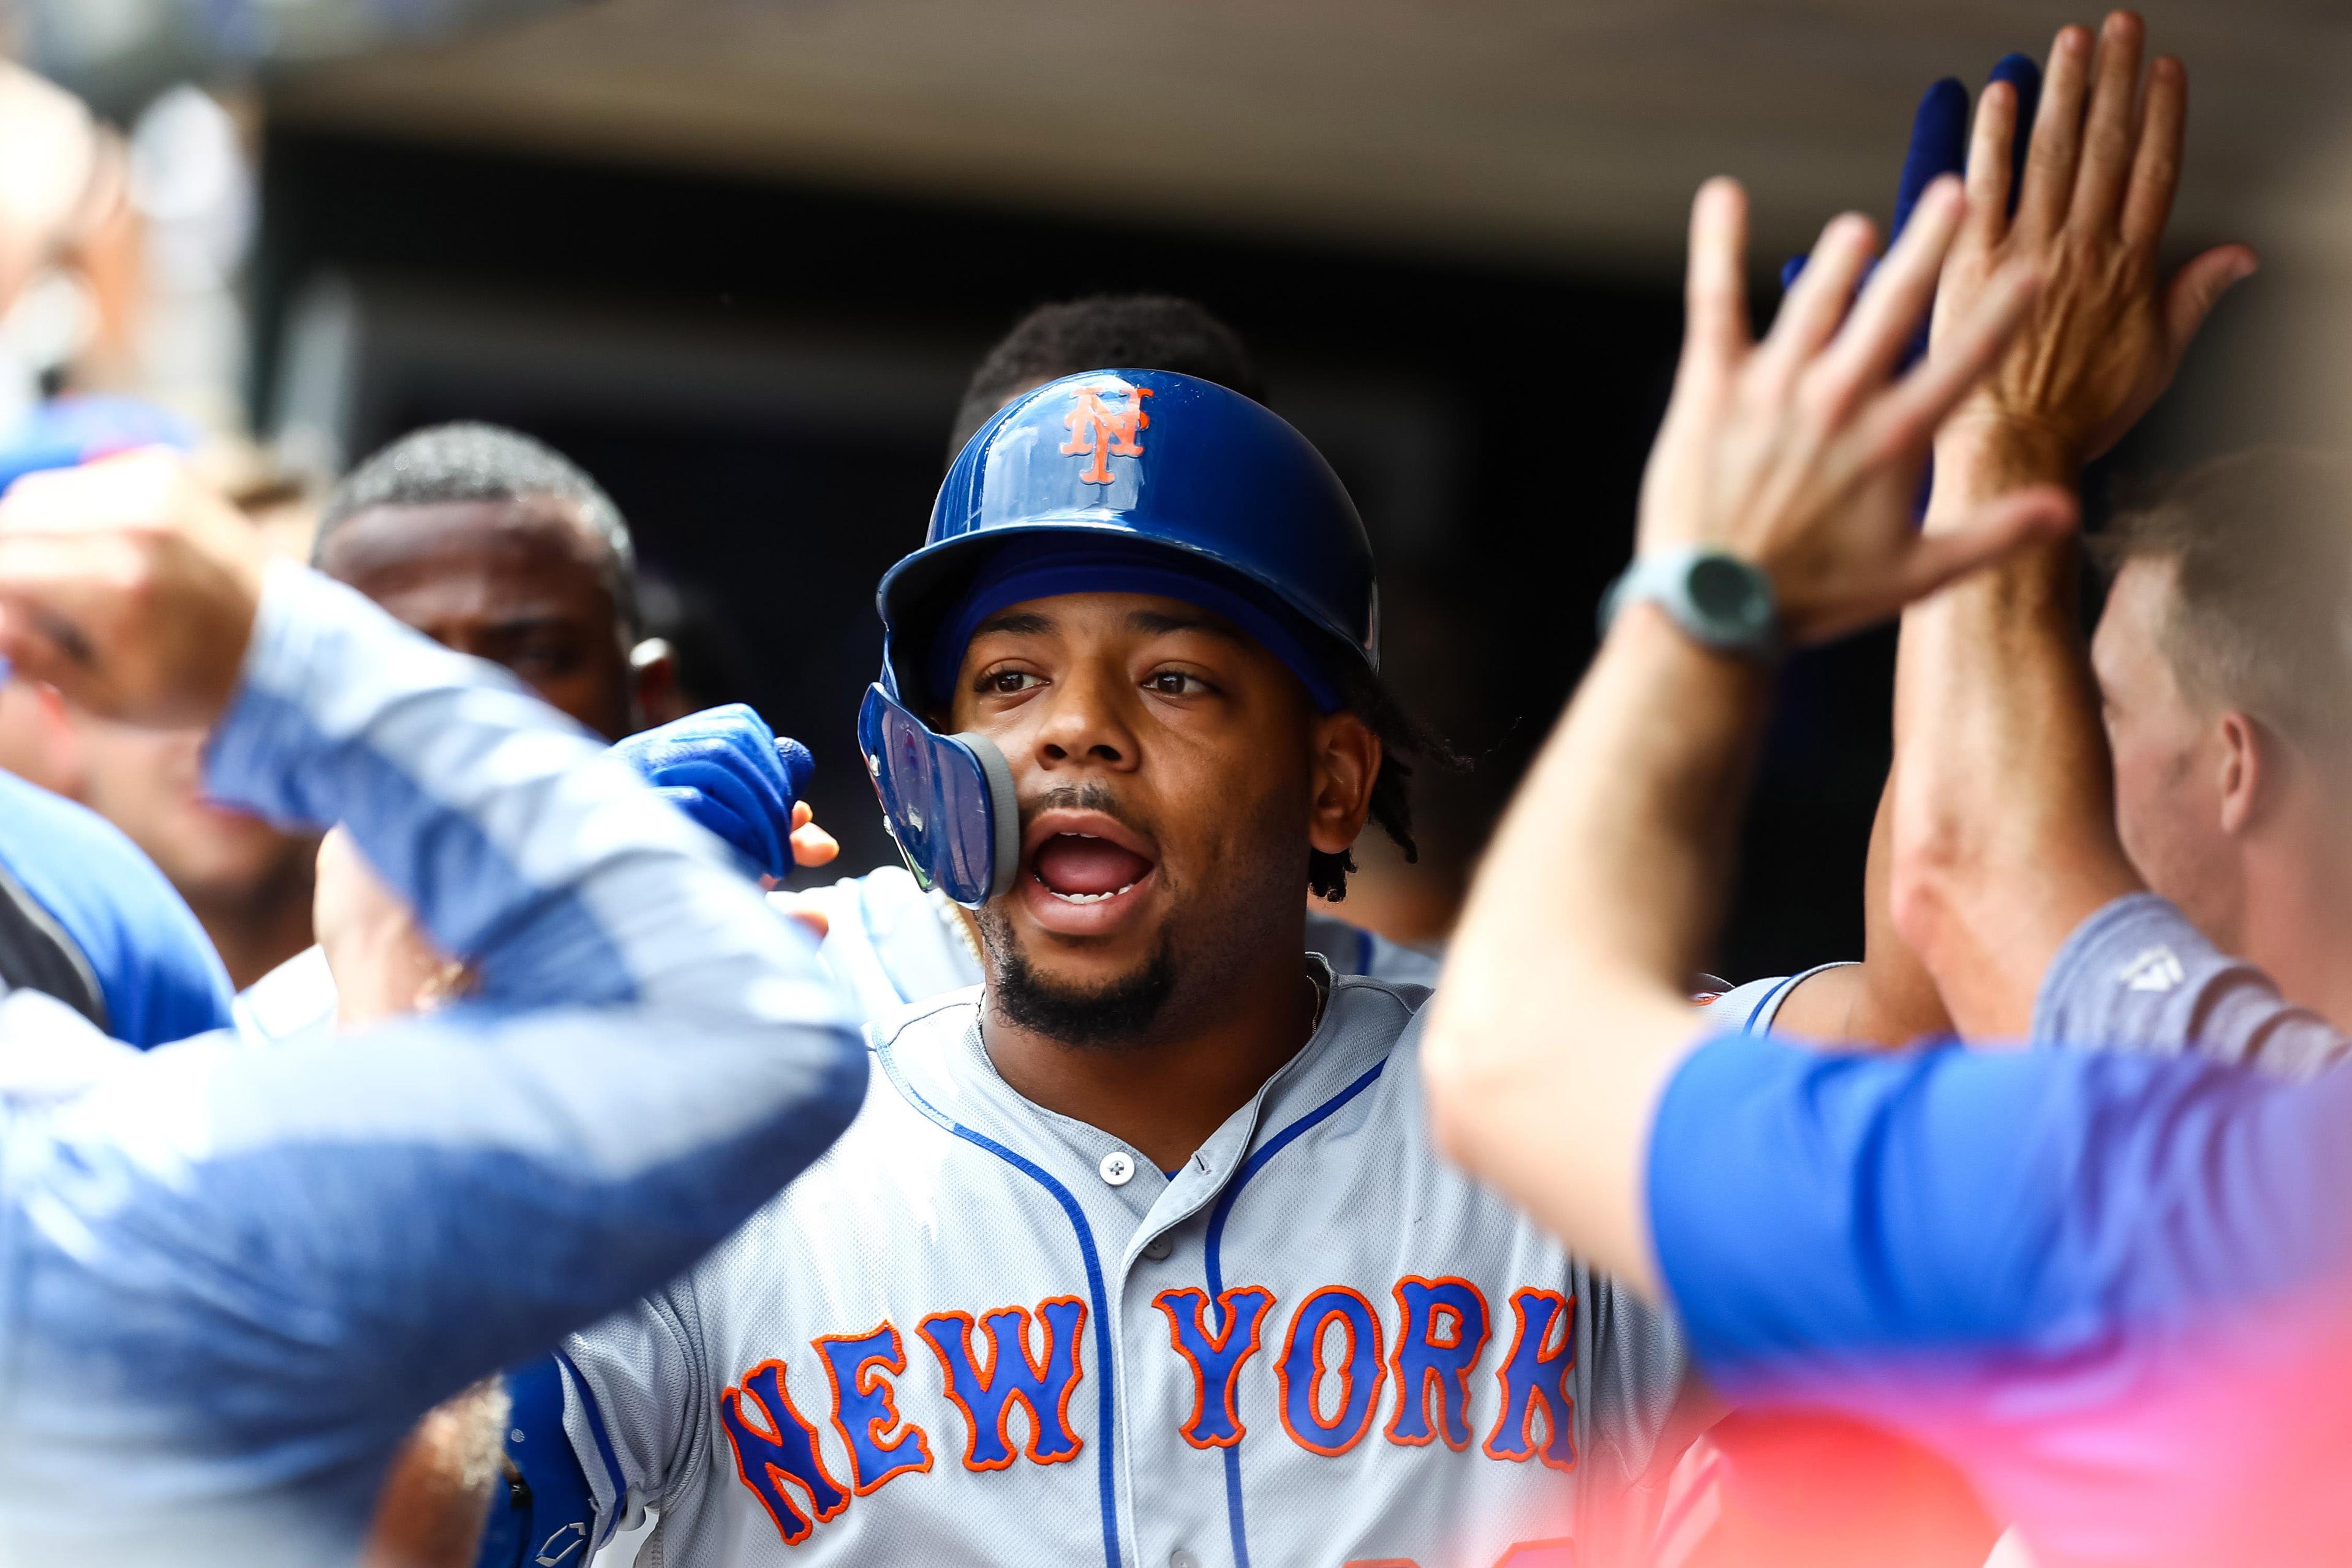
top-left (556, 967), bottom-right (1688, 1568)
top-left (2033, 891), bottom-right (2350, 1080)
top-left (1689, 965), bottom-right (1853, 1038)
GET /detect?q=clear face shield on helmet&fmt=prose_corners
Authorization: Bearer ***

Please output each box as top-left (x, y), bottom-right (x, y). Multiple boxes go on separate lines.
top-left (856, 674), bottom-right (1019, 910)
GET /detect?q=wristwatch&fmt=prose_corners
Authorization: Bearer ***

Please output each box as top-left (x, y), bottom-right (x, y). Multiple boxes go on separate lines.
top-left (1597, 548), bottom-right (1778, 662)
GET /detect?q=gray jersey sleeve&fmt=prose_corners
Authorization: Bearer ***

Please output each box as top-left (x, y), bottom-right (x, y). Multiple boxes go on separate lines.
top-left (560, 1283), bottom-right (712, 1542)
top-left (2032, 892), bottom-right (2349, 1081)
top-left (0, 564), bottom-right (865, 1556)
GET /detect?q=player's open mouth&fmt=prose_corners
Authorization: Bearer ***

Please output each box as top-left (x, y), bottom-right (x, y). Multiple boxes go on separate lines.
top-left (1031, 833), bottom-right (1154, 903)
top-left (1018, 809), bottom-right (1160, 933)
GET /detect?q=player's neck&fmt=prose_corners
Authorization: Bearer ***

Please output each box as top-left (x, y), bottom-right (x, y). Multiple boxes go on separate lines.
top-left (2239, 832), bottom-right (2352, 1034)
top-left (979, 945), bottom-right (1321, 1172)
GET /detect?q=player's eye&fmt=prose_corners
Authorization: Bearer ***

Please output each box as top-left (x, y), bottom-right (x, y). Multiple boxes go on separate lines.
top-left (1144, 670), bottom-right (1212, 697)
top-left (978, 669), bottom-right (1043, 695)
top-left (499, 636), bottom-right (584, 680)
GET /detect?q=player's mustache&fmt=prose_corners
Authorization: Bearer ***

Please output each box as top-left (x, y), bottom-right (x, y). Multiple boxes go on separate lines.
top-left (1021, 782), bottom-right (1161, 854)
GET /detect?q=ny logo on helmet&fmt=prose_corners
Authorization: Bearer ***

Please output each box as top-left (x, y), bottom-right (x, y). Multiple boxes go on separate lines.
top-left (1060, 381), bottom-right (1155, 484)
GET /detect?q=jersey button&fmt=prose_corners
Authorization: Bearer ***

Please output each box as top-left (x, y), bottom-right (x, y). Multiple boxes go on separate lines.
top-left (1099, 1150), bottom-right (1136, 1187)
top-left (1171, 1552), bottom-right (1201, 1568)
top-left (1142, 1234), bottom-right (1174, 1262)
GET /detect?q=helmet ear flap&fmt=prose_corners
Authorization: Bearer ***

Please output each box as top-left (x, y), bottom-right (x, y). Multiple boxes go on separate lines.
top-left (951, 728), bottom-right (1020, 903)
top-left (858, 683), bottom-right (1019, 908)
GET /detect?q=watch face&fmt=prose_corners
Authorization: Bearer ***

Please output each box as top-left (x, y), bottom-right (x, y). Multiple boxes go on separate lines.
top-left (1687, 554), bottom-right (1770, 628)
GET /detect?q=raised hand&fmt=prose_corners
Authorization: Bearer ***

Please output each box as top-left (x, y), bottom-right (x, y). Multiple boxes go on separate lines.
top-left (0, 450), bottom-right (268, 727)
top-left (1932, 13), bottom-right (2256, 475)
top-left (1638, 178), bottom-right (2076, 647)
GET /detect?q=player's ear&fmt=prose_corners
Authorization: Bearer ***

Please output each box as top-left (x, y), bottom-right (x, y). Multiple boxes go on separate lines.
top-left (2216, 708), bottom-right (2269, 837)
top-left (1307, 710), bottom-right (1380, 856)
top-left (628, 637), bottom-right (682, 729)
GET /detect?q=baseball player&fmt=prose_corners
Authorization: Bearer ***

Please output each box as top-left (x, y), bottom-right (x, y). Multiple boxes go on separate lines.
top-left (0, 398), bottom-right (236, 1044)
top-left (808, 292), bottom-right (1442, 1015)
top-left (483, 369), bottom-right (1691, 1568)
top-left (0, 451), bottom-right (866, 1566)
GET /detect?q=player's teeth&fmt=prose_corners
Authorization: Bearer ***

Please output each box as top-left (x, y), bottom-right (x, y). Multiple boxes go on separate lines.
top-left (1041, 880), bottom-right (1139, 905)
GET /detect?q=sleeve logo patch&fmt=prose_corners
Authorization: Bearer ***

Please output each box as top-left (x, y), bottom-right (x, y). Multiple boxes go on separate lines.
top-left (2119, 944), bottom-right (2186, 993)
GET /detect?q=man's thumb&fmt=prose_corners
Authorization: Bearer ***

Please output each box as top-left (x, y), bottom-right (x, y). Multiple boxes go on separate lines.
top-left (2165, 245), bottom-right (2259, 355)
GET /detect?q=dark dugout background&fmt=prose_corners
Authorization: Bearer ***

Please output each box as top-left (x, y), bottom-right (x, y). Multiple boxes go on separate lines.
top-left (253, 126), bottom-right (1926, 982)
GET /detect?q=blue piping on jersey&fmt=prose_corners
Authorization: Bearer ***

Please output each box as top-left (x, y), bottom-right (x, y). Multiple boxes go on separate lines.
top-left (886, 1049), bottom-right (1123, 1568)
top-left (554, 1348), bottom-right (630, 1550)
top-left (1743, 976), bottom-right (1800, 1035)
top-left (1743, 963), bottom-right (1853, 1035)
top-left (1200, 1057), bottom-right (1388, 1568)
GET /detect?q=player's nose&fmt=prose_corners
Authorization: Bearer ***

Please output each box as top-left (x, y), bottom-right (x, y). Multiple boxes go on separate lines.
top-left (1033, 660), bottom-right (1140, 772)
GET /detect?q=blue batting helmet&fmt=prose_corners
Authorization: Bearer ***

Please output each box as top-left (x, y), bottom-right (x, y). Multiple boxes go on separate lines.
top-left (858, 368), bottom-right (1380, 907)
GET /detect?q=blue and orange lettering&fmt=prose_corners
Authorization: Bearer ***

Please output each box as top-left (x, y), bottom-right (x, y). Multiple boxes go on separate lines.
top-left (718, 1359), bottom-right (851, 1545)
top-left (814, 1323), bottom-right (933, 1496)
top-left (1385, 1275), bottom-right (1491, 1450)
top-left (1482, 1288), bottom-right (1577, 1471)
top-left (918, 1298), bottom-right (1088, 1471)
top-left (1152, 1286), bottom-right (1275, 1449)
top-left (1276, 1286), bottom-right (1387, 1457)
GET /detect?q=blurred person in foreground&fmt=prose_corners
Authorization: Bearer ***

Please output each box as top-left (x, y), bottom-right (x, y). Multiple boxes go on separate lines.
top-left (0, 403), bottom-right (328, 993)
top-left (0, 449), bottom-right (864, 1566)
top-left (0, 69), bottom-right (244, 1035)
top-left (1656, 22), bottom-right (2330, 1567)
top-left (1425, 87), bottom-right (2352, 1568)
top-left (0, 677), bottom-right (322, 988)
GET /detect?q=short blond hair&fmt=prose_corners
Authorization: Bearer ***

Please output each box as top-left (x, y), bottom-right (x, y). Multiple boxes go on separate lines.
top-left (2096, 448), bottom-right (2352, 748)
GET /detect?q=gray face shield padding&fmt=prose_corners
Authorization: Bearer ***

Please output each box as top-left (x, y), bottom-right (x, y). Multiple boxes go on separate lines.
top-left (858, 680), bottom-right (1020, 909)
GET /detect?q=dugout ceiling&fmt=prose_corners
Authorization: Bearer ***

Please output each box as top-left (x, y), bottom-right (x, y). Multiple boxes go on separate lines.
top-left (261, 0), bottom-right (2351, 276)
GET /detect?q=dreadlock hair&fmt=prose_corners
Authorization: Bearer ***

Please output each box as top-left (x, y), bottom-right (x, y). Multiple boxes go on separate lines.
top-left (1310, 659), bottom-right (1466, 902)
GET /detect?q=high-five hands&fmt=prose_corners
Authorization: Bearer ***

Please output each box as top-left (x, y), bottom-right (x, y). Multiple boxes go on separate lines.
top-left (1639, 177), bottom-right (2077, 647)
top-left (1932, 12), bottom-right (2256, 476)
top-left (0, 450), bottom-right (268, 728)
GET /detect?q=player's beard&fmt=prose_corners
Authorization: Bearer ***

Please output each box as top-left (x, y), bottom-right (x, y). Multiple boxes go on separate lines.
top-left (981, 910), bottom-right (1180, 1048)
top-left (978, 777), bottom-right (1305, 1052)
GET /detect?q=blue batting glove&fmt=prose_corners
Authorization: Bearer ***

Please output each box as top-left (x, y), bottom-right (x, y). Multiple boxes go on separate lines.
top-left (609, 703), bottom-right (814, 882)
top-left (1779, 53), bottom-right (2043, 366)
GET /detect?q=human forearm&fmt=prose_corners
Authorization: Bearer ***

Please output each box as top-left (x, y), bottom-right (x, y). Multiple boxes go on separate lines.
top-left (1892, 431), bottom-right (2139, 1036)
top-left (1885, 17), bottom-right (2249, 1038)
top-left (1427, 172), bottom-right (2062, 1296)
top-left (1428, 605), bottom-right (1760, 1294)
top-left (5, 578), bottom-right (868, 1539)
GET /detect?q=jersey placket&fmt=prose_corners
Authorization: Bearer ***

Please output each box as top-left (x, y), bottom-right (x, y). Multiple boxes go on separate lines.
top-left (895, 986), bottom-right (1368, 1568)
